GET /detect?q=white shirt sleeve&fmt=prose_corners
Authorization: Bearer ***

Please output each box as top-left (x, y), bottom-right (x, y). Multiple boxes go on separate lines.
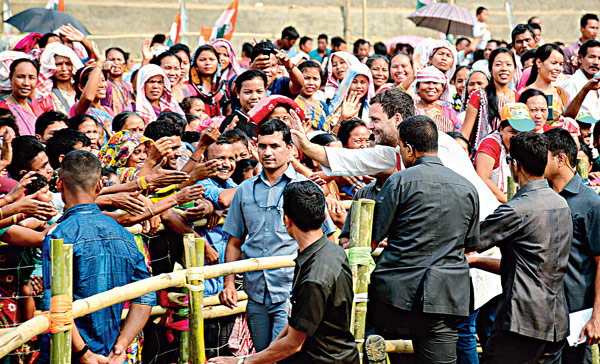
top-left (321, 145), bottom-right (397, 176)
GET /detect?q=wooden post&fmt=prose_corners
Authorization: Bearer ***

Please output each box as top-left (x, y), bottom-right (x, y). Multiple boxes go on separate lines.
top-left (349, 199), bottom-right (375, 362)
top-left (362, 0), bottom-right (367, 39)
top-left (50, 240), bottom-right (73, 364)
top-left (186, 236), bottom-right (206, 364)
top-left (344, 0), bottom-right (351, 43)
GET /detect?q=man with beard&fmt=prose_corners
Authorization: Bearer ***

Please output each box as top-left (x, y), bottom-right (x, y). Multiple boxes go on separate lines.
top-left (219, 119), bottom-right (336, 352)
top-left (562, 40), bottom-right (600, 121)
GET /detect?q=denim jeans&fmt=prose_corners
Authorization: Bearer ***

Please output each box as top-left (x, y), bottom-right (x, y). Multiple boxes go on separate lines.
top-left (246, 290), bottom-right (289, 351)
top-left (456, 310), bottom-right (479, 364)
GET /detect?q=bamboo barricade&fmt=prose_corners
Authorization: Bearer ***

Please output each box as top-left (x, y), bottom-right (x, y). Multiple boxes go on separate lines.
top-left (184, 235), bottom-right (206, 364)
top-left (349, 199), bottom-right (375, 362)
top-left (0, 256), bottom-right (296, 358)
top-left (50, 239), bottom-right (73, 364)
top-left (178, 236), bottom-right (192, 364)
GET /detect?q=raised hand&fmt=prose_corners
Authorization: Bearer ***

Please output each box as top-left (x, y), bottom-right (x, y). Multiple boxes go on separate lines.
top-left (341, 91), bottom-right (361, 120)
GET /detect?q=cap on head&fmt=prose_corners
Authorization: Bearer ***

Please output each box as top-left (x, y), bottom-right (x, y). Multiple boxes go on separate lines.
top-left (500, 102), bottom-right (535, 132)
top-left (576, 111), bottom-right (599, 124)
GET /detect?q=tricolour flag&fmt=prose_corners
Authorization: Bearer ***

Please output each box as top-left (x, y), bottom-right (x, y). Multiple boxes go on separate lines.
top-left (200, 0), bottom-right (239, 43)
top-left (166, 0), bottom-right (187, 46)
top-left (416, 0), bottom-right (435, 10)
top-left (45, 0), bottom-right (65, 12)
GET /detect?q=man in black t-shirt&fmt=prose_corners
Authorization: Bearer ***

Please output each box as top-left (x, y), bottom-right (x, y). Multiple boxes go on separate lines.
top-left (208, 180), bottom-right (359, 364)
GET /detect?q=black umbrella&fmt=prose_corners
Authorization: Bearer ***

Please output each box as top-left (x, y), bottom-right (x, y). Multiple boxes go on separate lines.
top-left (6, 8), bottom-right (90, 35)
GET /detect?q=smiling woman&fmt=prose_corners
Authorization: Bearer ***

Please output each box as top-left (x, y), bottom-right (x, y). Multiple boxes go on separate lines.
top-left (1, 58), bottom-right (39, 136)
top-left (98, 130), bottom-right (154, 183)
top-left (130, 64), bottom-right (184, 125)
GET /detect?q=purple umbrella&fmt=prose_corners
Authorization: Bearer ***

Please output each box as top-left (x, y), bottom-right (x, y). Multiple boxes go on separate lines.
top-left (407, 3), bottom-right (476, 36)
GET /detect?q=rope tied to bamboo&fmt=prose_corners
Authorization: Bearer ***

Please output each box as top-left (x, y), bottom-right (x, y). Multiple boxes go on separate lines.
top-left (185, 267), bottom-right (204, 292)
top-left (34, 295), bottom-right (74, 333)
top-left (346, 247), bottom-right (376, 283)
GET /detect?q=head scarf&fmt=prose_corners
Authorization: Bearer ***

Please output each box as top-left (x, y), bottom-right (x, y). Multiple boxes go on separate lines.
top-left (426, 39), bottom-right (458, 80)
top-left (248, 94), bottom-right (306, 126)
top-left (98, 130), bottom-right (154, 183)
top-left (325, 51), bottom-right (360, 100)
top-left (459, 67), bottom-right (492, 113)
top-left (0, 51), bottom-right (31, 92)
top-left (329, 63), bottom-right (375, 124)
top-left (36, 42), bottom-right (84, 101)
top-left (13, 33), bottom-right (43, 54)
top-left (189, 45), bottom-right (227, 117)
top-left (415, 66), bottom-right (451, 102)
top-left (135, 64), bottom-right (184, 124)
top-left (211, 39), bottom-right (242, 82)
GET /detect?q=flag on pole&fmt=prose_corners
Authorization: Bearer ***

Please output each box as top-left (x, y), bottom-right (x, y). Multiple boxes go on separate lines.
top-left (416, 0), bottom-right (435, 10)
top-left (166, 11), bottom-right (182, 46)
top-left (200, 0), bottom-right (239, 43)
top-left (45, 0), bottom-right (65, 12)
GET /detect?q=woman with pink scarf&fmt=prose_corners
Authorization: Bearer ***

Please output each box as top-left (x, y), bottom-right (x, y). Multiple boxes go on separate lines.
top-left (324, 51), bottom-right (360, 101)
top-left (129, 64), bottom-right (184, 124)
top-left (212, 39), bottom-right (242, 82)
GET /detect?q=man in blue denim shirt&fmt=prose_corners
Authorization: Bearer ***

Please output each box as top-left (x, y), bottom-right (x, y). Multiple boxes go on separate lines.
top-left (39, 151), bottom-right (155, 364)
top-left (219, 120), bottom-right (335, 351)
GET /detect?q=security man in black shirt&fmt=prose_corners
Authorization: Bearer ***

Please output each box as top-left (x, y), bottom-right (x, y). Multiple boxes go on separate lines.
top-left (370, 115), bottom-right (480, 364)
top-left (209, 180), bottom-right (359, 364)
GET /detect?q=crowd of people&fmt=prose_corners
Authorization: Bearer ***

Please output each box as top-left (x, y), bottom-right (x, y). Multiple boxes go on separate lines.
top-left (0, 5), bottom-right (599, 364)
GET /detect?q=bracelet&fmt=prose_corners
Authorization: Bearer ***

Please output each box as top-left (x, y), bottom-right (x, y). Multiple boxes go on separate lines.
top-left (147, 206), bottom-right (155, 217)
top-left (12, 214), bottom-right (17, 225)
top-left (0, 207), bottom-right (3, 220)
top-left (73, 344), bottom-right (89, 361)
top-left (140, 176), bottom-right (148, 190)
top-left (189, 156), bottom-right (199, 163)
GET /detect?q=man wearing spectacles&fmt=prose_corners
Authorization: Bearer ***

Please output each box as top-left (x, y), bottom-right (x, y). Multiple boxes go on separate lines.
top-left (544, 128), bottom-right (600, 362)
top-left (219, 119), bottom-right (336, 352)
top-left (477, 132), bottom-right (572, 363)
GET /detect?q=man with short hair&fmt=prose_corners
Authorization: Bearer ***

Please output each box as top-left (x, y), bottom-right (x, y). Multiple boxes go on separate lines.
top-left (477, 132), bottom-right (571, 363)
top-left (35, 111), bottom-right (68, 142)
top-left (275, 26), bottom-right (299, 58)
top-left (353, 39), bottom-right (370, 57)
top-left (331, 36), bottom-right (347, 52)
top-left (7, 136), bottom-right (54, 180)
top-left (309, 34), bottom-right (331, 63)
top-left (562, 40), bottom-right (600, 121)
top-left (529, 23), bottom-right (543, 45)
top-left (544, 128), bottom-right (600, 363)
top-left (210, 180), bottom-right (358, 364)
top-left (512, 24), bottom-right (537, 59)
top-left (564, 14), bottom-right (599, 75)
top-left (369, 116), bottom-right (480, 364)
top-left (39, 150), bottom-right (155, 364)
top-left (298, 36), bottom-right (312, 59)
top-left (219, 120), bottom-right (336, 351)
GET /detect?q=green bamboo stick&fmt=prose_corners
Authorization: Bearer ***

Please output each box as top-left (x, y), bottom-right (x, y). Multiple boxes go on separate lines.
top-left (507, 176), bottom-right (517, 200)
top-left (349, 200), bottom-right (361, 335)
top-left (187, 237), bottom-right (206, 364)
top-left (577, 157), bottom-right (589, 179)
top-left (592, 344), bottom-right (599, 364)
top-left (50, 239), bottom-right (70, 364)
top-left (350, 199), bottom-right (375, 363)
top-left (63, 245), bottom-right (73, 364)
top-left (178, 234), bottom-right (194, 364)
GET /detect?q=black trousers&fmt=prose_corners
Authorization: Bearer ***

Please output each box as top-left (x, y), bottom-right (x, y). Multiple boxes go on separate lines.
top-left (481, 330), bottom-right (565, 364)
top-left (369, 300), bottom-right (458, 364)
top-left (561, 344), bottom-right (592, 364)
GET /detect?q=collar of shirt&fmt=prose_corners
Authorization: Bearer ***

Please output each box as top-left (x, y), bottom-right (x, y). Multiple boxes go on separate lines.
top-left (206, 177), bottom-right (237, 189)
top-left (295, 234), bottom-right (328, 267)
top-left (414, 155), bottom-right (443, 167)
top-left (513, 178), bottom-right (549, 198)
top-left (57, 203), bottom-right (100, 223)
top-left (560, 173), bottom-right (582, 196)
top-left (256, 163), bottom-right (297, 187)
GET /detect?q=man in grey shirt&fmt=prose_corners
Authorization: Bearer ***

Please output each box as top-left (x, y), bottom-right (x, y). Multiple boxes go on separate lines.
top-left (370, 116), bottom-right (480, 364)
top-left (478, 132), bottom-right (572, 363)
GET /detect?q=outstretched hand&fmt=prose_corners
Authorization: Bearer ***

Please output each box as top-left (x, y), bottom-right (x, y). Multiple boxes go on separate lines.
top-left (288, 109), bottom-right (310, 152)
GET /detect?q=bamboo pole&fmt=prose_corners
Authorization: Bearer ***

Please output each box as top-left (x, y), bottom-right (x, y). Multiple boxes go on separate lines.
top-left (349, 199), bottom-right (375, 362)
top-left (0, 255), bottom-right (296, 357)
top-left (577, 157), bottom-right (589, 179)
top-left (50, 240), bottom-right (72, 364)
top-left (344, 0), bottom-right (351, 42)
top-left (362, 0), bottom-right (367, 39)
top-left (203, 301), bottom-right (247, 320)
top-left (186, 237), bottom-right (206, 364)
top-left (506, 176), bottom-right (517, 200)
top-left (63, 245), bottom-right (73, 364)
top-left (178, 235), bottom-right (193, 364)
